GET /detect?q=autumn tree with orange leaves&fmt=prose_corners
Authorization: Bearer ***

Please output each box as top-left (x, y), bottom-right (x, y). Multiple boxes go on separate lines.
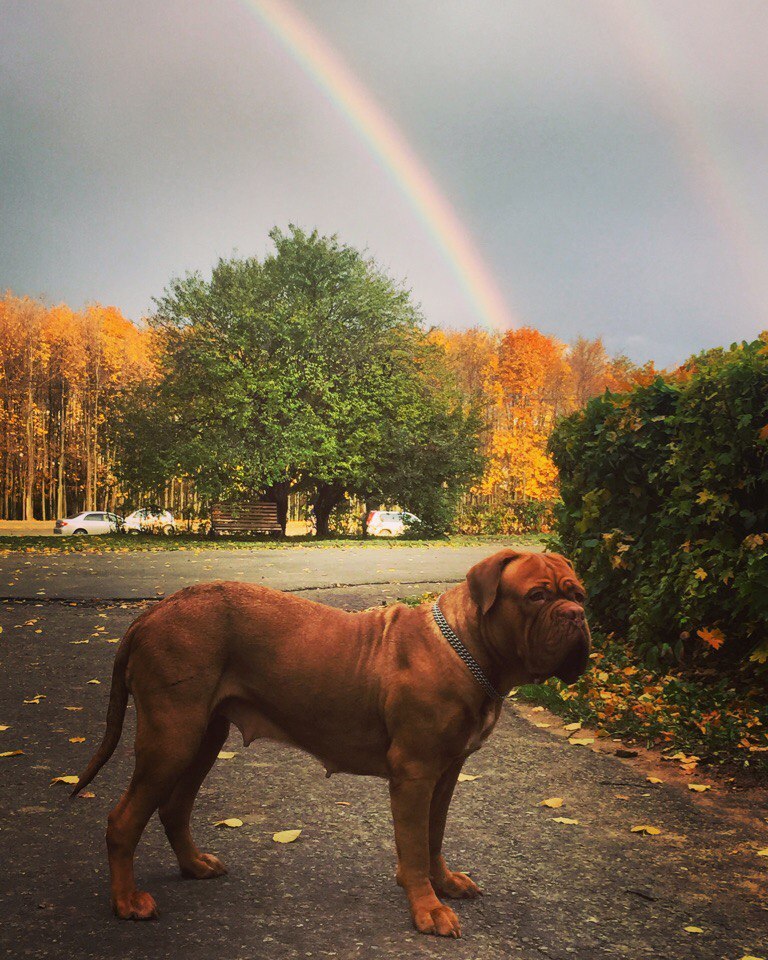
top-left (482, 328), bottom-right (570, 502)
top-left (437, 327), bottom-right (653, 532)
top-left (0, 292), bottom-right (155, 519)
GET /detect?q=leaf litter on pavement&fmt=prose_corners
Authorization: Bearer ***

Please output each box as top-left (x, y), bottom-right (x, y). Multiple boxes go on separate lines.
top-left (273, 829), bottom-right (302, 843)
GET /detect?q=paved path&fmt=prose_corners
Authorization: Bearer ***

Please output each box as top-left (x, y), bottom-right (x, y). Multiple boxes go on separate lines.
top-left (0, 550), bottom-right (766, 960)
top-left (0, 541), bottom-right (531, 600)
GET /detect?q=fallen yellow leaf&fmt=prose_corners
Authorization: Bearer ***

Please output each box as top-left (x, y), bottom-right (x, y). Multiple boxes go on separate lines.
top-left (0, 750), bottom-right (24, 758)
top-left (51, 775), bottom-right (79, 785)
top-left (569, 738), bottom-right (595, 746)
top-left (77, 790), bottom-right (96, 799)
top-left (647, 777), bottom-right (663, 784)
top-left (217, 751), bottom-right (236, 759)
top-left (687, 783), bottom-right (711, 792)
top-left (540, 797), bottom-right (564, 808)
top-left (335, 801), bottom-right (350, 806)
top-left (64, 706), bottom-right (82, 711)
top-left (71, 639), bottom-right (89, 645)
top-left (564, 722), bottom-right (582, 731)
top-left (684, 926), bottom-right (703, 934)
top-left (458, 773), bottom-right (481, 782)
top-left (23, 694), bottom-right (46, 703)
top-left (551, 817), bottom-right (579, 825)
top-left (86, 679), bottom-right (100, 685)
top-left (631, 825), bottom-right (661, 835)
top-left (0, 725), bottom-right (9, 731)
top-left (213, 818), bottom-right (243, 828)
top-left (273, 829), bottom-right (302, 843)
top-left (69, 737), bottom-right (86, 743)
top-left (739, 955), bottom-right (765, 960)
top-left (757, 848), bottom-right (768, 857)
top-left (105, 638), bottom-right (120, 643)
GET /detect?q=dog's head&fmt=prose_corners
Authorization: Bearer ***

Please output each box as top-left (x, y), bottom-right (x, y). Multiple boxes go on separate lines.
top-left (466, 550), bottom-right (591, 685)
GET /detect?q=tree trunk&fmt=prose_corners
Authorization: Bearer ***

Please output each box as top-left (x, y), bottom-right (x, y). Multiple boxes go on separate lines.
top-left (84, 405), bottom-right (93, 511)
top-left (24, 373), bottom-right (35, 520)
top-left (312, 482), bottom-right (344, 538)
top-left (264, 479), bottom-right (292, 535)
top-left (56, 401), bottom-right (66, 519)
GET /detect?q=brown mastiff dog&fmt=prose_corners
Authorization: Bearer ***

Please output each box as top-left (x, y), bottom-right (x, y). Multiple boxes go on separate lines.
top-left (74, 549), bottom-right (590, 937)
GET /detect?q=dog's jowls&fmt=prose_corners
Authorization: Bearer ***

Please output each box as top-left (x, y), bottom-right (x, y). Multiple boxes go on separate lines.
top-left (74, 549), bottom-right (590, 938)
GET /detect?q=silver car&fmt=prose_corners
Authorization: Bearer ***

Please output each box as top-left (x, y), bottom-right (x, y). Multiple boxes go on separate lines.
top-left (366, 510), bottom-right (421, 537)
top-left (54, 512), bottom-right (124, 536)
top-left (123, 508), bottom-right (177, 536)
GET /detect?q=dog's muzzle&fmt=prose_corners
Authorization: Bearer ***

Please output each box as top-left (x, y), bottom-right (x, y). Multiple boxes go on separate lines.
top-left (530, 602), bottom-right (590, 685)
top-left (554, 633), bottom-right (590, 684)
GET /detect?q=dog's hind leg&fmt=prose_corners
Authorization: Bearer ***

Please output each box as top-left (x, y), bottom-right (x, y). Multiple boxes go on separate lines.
top-left (159, 713), bottom-right (231, 879)
top-left (106, 709), bottom-right (208, 920)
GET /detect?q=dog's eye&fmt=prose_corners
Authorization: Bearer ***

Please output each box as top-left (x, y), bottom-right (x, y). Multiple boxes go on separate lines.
top-left (573, 591), bottom-right (586, 604)
top-left (528, 590), bottom-right (547, 603)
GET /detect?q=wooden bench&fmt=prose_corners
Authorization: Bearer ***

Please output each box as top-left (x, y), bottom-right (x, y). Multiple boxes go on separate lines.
top-left (209, 501), bottom-right (283, 537)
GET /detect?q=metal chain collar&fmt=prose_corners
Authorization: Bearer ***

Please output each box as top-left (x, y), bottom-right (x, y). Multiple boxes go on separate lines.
top-left (432, 599), bottom-right (505, 702)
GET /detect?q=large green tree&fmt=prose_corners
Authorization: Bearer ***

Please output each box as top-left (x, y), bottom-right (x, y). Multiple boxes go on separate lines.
top-left (117, 226), bottom-right (482, 534)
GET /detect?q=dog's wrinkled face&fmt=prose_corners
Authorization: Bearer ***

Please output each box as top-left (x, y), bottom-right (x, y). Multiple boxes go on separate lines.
top-left (467, 550), bottom-right (591, 684)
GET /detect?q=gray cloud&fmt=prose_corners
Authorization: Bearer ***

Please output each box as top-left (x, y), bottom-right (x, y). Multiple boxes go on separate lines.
top-left (2, 0), bottom-right (767, 365)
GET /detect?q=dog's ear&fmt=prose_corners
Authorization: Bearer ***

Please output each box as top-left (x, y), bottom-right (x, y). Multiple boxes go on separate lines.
top-left (466, 550), bottom-right (522, 615)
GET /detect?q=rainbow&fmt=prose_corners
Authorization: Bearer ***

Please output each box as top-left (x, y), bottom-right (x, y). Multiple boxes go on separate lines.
top-left (242, 0), bottom-right (516, 331)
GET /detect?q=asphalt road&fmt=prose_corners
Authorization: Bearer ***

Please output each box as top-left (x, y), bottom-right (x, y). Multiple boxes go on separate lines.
top-left (0, 548), bottom-right (767, 960)
top-left (0, 541), bottom-right (534, 600)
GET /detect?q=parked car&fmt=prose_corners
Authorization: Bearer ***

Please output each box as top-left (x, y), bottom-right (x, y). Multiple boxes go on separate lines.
top-left (54, 512), bottom-right (124, 536)
top-left (123, 508), bottom-right (177, 536)
top-left (366, 510), bottom-right (421, 537)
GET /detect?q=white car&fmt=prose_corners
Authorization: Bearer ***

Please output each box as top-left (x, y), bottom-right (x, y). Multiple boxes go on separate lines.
top-left (366, 510), bottom-right (421, 537)
top-left (54, 512), bottom-right (124, 536)
top-left (123, 508), bottom-right (177, 536)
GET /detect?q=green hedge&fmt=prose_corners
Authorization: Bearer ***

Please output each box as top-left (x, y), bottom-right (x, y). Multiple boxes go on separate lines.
top-left (549, 337), bottom-right (768, 671)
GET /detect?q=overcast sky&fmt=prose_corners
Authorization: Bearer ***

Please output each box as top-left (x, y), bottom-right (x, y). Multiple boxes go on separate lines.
top-left (2, 1), bottom-right (768, 365)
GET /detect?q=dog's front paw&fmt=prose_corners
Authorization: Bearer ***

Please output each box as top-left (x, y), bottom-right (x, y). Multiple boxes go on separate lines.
top-left (112, 890), bottom-right (158, 921)
top-left (412, 903), bottom-right (461, 938)
top-left (433, 870), bottom-right (482, 899)
top-left (181, 852), bottom-right (228, 879)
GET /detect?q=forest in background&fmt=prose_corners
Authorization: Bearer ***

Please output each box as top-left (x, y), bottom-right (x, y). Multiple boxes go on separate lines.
top-left (0, 294), bottom-right (154, 521)
top-left (0, 274), bottom-right (657, 531)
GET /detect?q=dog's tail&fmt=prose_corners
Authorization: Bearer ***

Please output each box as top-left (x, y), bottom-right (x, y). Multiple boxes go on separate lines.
top-left (69, 621), bottom-right (136, 798)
